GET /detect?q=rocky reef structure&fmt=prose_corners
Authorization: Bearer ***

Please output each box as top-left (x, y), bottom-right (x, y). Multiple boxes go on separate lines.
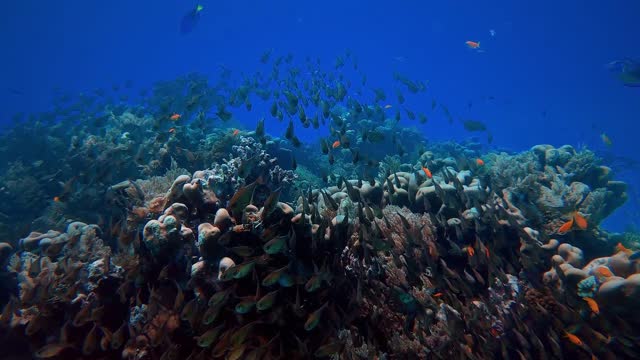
top-left (1, 140), bottom-right (639, 359)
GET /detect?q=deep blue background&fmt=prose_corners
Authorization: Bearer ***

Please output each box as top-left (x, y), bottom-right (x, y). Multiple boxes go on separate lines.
top-left (1, 0), bottom-right (639, 230)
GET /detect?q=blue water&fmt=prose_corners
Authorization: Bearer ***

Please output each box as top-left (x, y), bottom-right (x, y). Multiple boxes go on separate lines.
top-left (2, 0), bottom-right (639, 230)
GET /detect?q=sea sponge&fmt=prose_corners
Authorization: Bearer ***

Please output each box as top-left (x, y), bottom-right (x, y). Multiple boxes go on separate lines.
top-left (164, 174), bottom-right (191, 208)
top-left (557, 243), bottom-right (584, 267)
top-left (196, 223), bottom-right (222, 261)
top-left (597, 274), bottom-right (640, 318)
top-left (143, 215), bottom-right (182, 257)
top-left (213, 208), bottom-right (233, 232)
top-left (218, 257), bottom-right (235, 280)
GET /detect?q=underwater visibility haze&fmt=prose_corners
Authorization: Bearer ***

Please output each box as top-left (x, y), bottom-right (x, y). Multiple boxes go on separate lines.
top-left (1, 0), bottom-right (640, 359)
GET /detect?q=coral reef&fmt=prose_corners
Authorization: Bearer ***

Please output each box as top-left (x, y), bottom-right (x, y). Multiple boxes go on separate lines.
top-left (0, 54), bottom-right (638, 359)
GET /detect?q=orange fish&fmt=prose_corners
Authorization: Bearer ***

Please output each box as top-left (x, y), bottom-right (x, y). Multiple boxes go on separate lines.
top-left (465, 41), bottom-right (480, 49)
top-left (422, 167), bottom-right (433, 179)
top-left (594, 266), bottom-right (613, 278)
top-left (582, 297), bottom-right (600, 314)
top-left (559, 212), bottom-right (588, 234)
top-left (170, 113), bottom-right (181, 121)
top-left (564, 332), bottom-right (583, 346)
top-left (476, 158), bottom-right (485, 166)
top-left (233, 129), bottom-right (240, 136)
top-left (433, 292), bottom-right (443, 298)
top-left (467, 247), bottom-right (475, 257)
top-left (615, 242), bottom-right (633, 255)
top-left (332, 140), bottom-right (341, 149)
top-left (558, 218), bottom-right (574, 234)
top-left (574, 212), bottom-right (588, 230)
top-left (53, 196), bottom-right (60, 202)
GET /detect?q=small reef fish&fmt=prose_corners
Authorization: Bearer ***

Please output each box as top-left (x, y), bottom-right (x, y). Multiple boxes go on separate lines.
top-left (169, 113), bottom-right (181, 121)
top-left (594, 266), bottom-right (614, 278)
top-left (332, 140), bottom-right (341, 148)
top-left (558, 212), bottom-right (588, 234)
top-left (466, 41), bottom-right (480, 49)
top-left (168, 127), bottom-right (175, 133)
top-left (422, 167), bottom-right (433, 179)
top-left (601, 133), bottom-right (612, 146)
top-left (256, 289), bottom-right (278, 311)
top-left (564, 332), bottom-right (583, 346)
top-left (263, 234), bottom-right (288, 255)
top-left (558, 218), bottom-right (574, 234)
top-left (583, 297), bottom-right (600, 314)
top-left (235, 297), bottom-right (256, 314)
top-left (233, 129), bottom-right (240, 136)
top-left (476, 158), bottom-right (485, 166)
top-left (615, 242), bottom-right (633, 255)
top-left (208, 287), bottom-right (232, 307)
top-left (463, 120), bottom-right (487, 131)
top-left (304, 302), bottom-right (329, 331)
top-left (574, 212), bottom-right (588, 229)
top-left (384, 104), bottom-right (393, 109)
top-left (314, 340), bottom-right (343, 357)
top-left (262, 264), bottom-right (289, 287)
top-left (180, 4), bottom-right (204, 34)
top-left (196, 324), bottom-right (224, 347)
top-left (466, 246), bottom-right (475, 257)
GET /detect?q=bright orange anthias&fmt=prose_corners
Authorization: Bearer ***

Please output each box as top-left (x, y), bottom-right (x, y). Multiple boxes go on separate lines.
top-left (557, 211), bottom-right (588, 234)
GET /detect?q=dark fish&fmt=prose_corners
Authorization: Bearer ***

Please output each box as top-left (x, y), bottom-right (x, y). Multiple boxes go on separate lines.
top-left (405, 108), bottom-right (416, 120)
top-left (351, 149), bottom-right (360, 164)
top-left (256, 117), bottom-right (265, 137)
top-left (441, 104), bottom-right (454, 124)
top-left (180, 5), bottom-right (204, 34)
top-left (285, 120), bottom-right (294, 140)
top-left (373, 88), bottom-right (386, 102)
top-left (229, 181), bottom-right (258, 220)
top-left (260, 48), bottom-right (273, 64)
top-left (216, 106), bottom-right (233, 121)
top-left (463, 120), bottom-right (487, 132)
top-left (261, 188), bottom-right (281, 221)
top-left (320, 138), bottom-right (329, 154)
top-left (291, 135), bottom-right (301, 147)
